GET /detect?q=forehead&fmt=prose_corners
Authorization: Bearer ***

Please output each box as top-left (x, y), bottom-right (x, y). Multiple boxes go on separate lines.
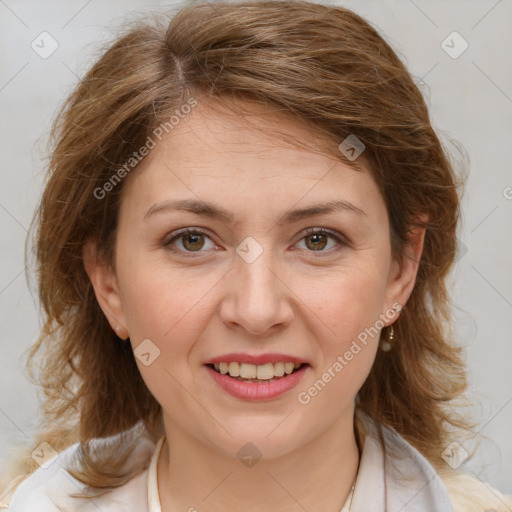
top-left (119, 98), bottom-right (382, 219)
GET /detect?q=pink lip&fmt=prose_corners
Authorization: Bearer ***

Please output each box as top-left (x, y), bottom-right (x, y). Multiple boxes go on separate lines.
top-left (204, 364), bottom-right (308, 401)
top-left (204, 352), bottom-right (308, 366)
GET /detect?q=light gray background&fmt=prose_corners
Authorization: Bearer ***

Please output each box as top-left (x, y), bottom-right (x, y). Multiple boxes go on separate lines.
top-left (1, 0), bottom-right (511, 497)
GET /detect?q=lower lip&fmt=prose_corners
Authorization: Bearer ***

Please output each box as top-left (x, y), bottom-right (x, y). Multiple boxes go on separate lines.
top-left (205, 364), bottom-right (308, 401)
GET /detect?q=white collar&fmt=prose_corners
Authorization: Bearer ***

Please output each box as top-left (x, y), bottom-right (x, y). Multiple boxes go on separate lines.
top-left (147, 409), bottom-right (453, 512)
top-left (351, 409), bottom-right (454, 511)
top-left (147, 435), bottom-right (164, 512)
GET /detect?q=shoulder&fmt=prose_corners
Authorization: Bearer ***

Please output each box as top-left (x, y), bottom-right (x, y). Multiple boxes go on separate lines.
top-left (439, 470), bottom-right (512, 512)
top-left (4, 435), bottom-right (156, 512)
top-left (355, 409), bottom-right (512, 512)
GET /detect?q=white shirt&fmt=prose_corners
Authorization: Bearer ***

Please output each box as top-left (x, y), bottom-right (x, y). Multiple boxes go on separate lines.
top-left (5, 410), bottom-right (455, 511)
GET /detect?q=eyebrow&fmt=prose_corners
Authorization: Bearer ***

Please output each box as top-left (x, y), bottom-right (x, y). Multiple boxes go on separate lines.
top-left (144, 198), bottom-right (367, 225)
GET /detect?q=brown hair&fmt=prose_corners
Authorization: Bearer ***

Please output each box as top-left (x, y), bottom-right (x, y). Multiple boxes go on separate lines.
top-left (2, 0), bottom-right (474, 501)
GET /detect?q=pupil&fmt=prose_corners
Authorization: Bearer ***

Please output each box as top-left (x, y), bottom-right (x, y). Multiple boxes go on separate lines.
top-left (307, 234), bottom-right (327, 250)
top-left (184, 233), bottom-right (204, 251)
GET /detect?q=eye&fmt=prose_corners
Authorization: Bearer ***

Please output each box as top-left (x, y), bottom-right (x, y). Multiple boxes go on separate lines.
top-left (296, 227), bottom-right (347, 254)
top-left (163, 226), bottom-right (348, 257)
top-left (163, 228), bottom-right (217, 255)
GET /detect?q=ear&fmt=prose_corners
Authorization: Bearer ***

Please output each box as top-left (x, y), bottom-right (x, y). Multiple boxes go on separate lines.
top-left (384, 215), bottom-right (428, 322)
top-left (82, 238), bottom-right (129, 339)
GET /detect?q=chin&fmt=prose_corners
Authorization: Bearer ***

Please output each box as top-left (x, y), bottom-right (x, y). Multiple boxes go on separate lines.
top-left (204, 421), bottom-right (309, 461)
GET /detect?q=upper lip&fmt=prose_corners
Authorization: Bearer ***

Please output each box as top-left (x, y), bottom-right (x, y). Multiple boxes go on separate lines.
top-left (204, 352), bottom-right (309, 366)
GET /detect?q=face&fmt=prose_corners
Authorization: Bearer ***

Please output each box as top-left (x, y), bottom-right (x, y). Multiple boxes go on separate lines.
top-left (85, 98), bottom-right (424, 460)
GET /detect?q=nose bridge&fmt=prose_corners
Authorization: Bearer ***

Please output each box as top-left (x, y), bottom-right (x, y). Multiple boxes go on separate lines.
top-left (223, 235), bottom-right (292, 335)
top-left (240, 239), bottom-right (278, 299)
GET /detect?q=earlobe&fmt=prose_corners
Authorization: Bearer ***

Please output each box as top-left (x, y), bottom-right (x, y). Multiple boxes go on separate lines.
top-left (82, 239), bottom-right (129, 339)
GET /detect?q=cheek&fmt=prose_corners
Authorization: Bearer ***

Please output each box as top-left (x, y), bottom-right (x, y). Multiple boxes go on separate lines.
top-left (117, 252), bottom-right (216, 340)
top-left (297, 261), bottom-right (389, 345)
top-left (295, 268), bottom-right (384, 412)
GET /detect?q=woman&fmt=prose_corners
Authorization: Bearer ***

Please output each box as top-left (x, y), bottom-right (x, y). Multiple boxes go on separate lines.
top-left (1, 1), bottom-right (510, 510)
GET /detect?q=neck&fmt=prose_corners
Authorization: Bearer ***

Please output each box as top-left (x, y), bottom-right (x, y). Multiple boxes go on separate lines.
top-left (157, 409), bottom-right (362, 512)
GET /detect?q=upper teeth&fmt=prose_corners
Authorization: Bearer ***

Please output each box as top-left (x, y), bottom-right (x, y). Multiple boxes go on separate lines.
top-left (214, 362), bottom-right (301, 380)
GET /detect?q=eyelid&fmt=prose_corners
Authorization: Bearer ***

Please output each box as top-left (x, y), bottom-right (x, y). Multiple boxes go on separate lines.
top-left (300, 226), bottom-right (350, 245)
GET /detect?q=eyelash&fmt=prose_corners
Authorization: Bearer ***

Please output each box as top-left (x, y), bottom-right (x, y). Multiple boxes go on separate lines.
top-left (163, 227), bottom-right (348, 257)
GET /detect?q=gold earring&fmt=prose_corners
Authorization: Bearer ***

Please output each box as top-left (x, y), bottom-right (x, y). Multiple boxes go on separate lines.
top-left (380, 325), bottom-right (394, 352)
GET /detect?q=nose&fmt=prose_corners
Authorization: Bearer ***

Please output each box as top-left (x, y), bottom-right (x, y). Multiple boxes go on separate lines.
top-left (219, 242), bottom-right (294, 337)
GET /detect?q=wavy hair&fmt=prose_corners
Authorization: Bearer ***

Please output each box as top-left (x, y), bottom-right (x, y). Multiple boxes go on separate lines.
top-left (2, 0), bottom-right (474, 501)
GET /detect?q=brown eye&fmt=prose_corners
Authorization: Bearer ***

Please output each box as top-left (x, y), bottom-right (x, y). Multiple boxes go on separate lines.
top-left (164, 228), bottom-right (215, 254)
top-left (297, 228), bottom-right (346, 254)
top-left (304, 232), bottom-right (329, 251)
top-left (181, 232), bottom-right (205, 251)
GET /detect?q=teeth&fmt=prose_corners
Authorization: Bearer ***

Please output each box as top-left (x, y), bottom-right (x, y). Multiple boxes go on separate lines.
top-left (240, 363), bottom-right (257, 379)
top-left (212, 361), bottom-right (304, 380)
top-left (228, 362), bottom-right (240, 377)
top-left (284, 362), bottom-right (295, 375)
top-left (256, 363), bottom-right (274, 380)
top-left (274, 362), bottom-right (285, 377)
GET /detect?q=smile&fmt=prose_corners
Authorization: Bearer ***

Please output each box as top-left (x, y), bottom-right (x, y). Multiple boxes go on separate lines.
top-left (205, 362), bottom-right (309, 400)
top-left (210, 361), bottom-right (303, 381)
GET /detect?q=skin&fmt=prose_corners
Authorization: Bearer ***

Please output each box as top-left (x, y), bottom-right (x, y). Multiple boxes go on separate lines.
top-left (84, 98), bottom-right (426, 512)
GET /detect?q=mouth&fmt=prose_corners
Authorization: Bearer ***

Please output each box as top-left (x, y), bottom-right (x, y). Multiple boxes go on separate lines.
top-left (204, 361), bottom-right (309, 401)
top-left (206, 361), bottom-right (308, 383)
